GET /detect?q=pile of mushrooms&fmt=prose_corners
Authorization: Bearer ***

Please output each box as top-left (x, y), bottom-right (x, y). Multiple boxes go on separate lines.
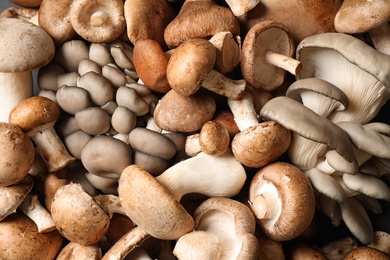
top-left (1, 0), bottom-right (390, 259)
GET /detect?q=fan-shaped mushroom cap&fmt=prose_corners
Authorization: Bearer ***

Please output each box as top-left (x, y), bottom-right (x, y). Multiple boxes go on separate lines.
top-left (248, 162), bottom-right (316, 241)
top-left (164, 0), bottom-right (240, 49)
top-left (69, 0), bottom-right (126, 42)
top-left (118, 164), bottom-right (194, 240)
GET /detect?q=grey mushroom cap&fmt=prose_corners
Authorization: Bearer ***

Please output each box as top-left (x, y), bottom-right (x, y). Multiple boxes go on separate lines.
top-left (260, 96), bottom-right (356, 165)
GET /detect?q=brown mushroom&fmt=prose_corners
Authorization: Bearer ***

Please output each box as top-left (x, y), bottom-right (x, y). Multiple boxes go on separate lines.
top-left (248, 162), bottom-right (316, 241)
top-left (343, 246), bottom-right (390, 260)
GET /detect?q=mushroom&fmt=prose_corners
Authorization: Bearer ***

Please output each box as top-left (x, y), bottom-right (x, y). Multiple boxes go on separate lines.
top-left (164, 0), bottom-right (240, 49)
top-left (54, 39), bottom-right (90, 73)
top-left (248, 162), bottom-right (316, 241)
top-left (173, 197), bottom-right (259, 259)
top-left (321, 236), bottom-right (358, 260)
top-left (289, 243), bottom-right (328, 260)
top-left (0, 212), bottom-right (63, 260)
top-left (56, 85), bottom-right (93, 115)
top-left (343, 246), bottom-right (390, 260)
top-left (0, 122), bottom-right (35, 186)
top-left (296, 32), bottom-right (390, 125)
top-left (368, 231), bottom-right (390, 255)
top-left (56, 242), bottom-right (102, 260)
top-left (8, 96), bottom-right (76, 173)
top-left (69, 0), bottom-right (126, 42)
top-left (9, 0), bottom-right (42, 8)
top-left (77, 71), bottom-right (115, 106)
top-left (38, 0), bottom-right (76, 46)
top-left (124, 0), bottom-right (176, 48)
top-left (0, 17), bottom-right (55, 122)
top-left (104, 149), bottom-right (246, 259)
top-left (209, 31), bottom-right (241, 74)
top-left (241, 20), bottom-right (301, 91)
top-left (166, 38), bottom-right (246, 99)
top-left (75, 107), bottom-right (111, 136)
top-left (153, 89), bottom-right (216, 133)
top-left (224, 0), bottom-right (260, 19)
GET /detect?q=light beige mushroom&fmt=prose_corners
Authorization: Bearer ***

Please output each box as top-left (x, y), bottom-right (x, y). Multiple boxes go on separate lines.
top-left (75, 107), bottom-right (111, 136)
top-left (56, 242), bottom-right (102, 260)
top-left (77, 71), bottom-right (115, 106)
top-left (115, 86), bottom-right (149, 116)
top-left (56, 85), bottom-right (92, 115)
top-left (54, 39), bottom-right (90, 73)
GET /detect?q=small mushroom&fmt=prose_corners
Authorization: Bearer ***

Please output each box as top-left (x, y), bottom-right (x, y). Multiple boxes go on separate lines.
top-left (164, 0), bottom-right (240, 49)
top-left (75, 107), bottom-right (111, 136)
top-left (368, 231), bottom-right (390, 255)
top-left (56, 85), bottom-right (93, 115)
top-left (8, 96), bottom-right (76, 173)
top-left (248, 162), bottom-right (316, 241)
top-left (69, 0), bottom-right (126, 42)
top-left (56, 242), bottom-right (102, 260)
top-left (77, 71), bottom-right (115, 106)
top-left (241, 20), bottom-right (301, 91)
top-left (173, 197), bottom-right (259, 259)
top-left (343, 246), bottom-right (390, 260)
top-left (209, 31), bottom-right (241, 74)
top-left (0, 18), bottom-right (55, 122)
top-left (289, 242), bottom-right (328, 260)
top-left (54, 39), bottom-right (89, 73)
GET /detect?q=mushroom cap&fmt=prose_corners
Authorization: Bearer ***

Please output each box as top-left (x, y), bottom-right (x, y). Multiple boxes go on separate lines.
top-left (118, 164), bottom-right (194, 240)
top-left (56, 242), bottom-right (102, 260)
top-left (51, 183), bottom-right (110, 245)
top-left (231, 121), bottom-right (291, 168)
top-left (8, 96), bottom-right (60, 133)
top-left (154, 89), bottom-right (216, 133)
top-left (241, 20), bottom-right (295, 90)
top-left (0, 122), bottom-right (35, 186)
top-left (9, 0), bottom-right (42, 8)
top-left (0, 212), bottom-right (63, 259)
top-left (343, 246), bottom-right (390, 260)
top-left (248, 162), bottom-right (316, 241)
top-left (199, 121), bottom-right (230, 156)
top-left (164, 0), bottom-right (240, 48)
top-left (334, 0), bottom-right (390, 34)
top-left (0, 18), bottom-right (55, 72)
top-left (166, 38), bottom-right (217, 96)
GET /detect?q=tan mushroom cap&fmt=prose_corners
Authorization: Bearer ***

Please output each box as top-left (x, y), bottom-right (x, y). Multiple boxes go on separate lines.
top-left (231, 121), bottom-right (291, 168)
top-left (8, 96), bottom-right (60, 134)
top-left (69, 0), bottom-right (126, 43)
top-left (38, 0), bottom-right (76, 46)
top-left (0, 212), bottom-right (63, 259)
top-left (334, 0), bottom-right (390, 34)
top-left (118, 164), bottom-right (194, 240)
top-left (241, 20), bottom-right (300, 91)
top-left (0, 18), bottom-right (55, 72)
top-left (248, 162), bottom-right (316, 241)
top-left (164, 0), bottom-right (240, 49)
top-left (199, 121), bottom-right (230, 156)
top-left (154, 89), bottom-right (216, 133)
top-left (343, 246), bottom-right (390, 260)
top-left (0, 122), bottom-right (35, 186)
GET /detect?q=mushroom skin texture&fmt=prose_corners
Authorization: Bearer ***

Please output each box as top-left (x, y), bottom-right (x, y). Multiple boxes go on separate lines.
top-left (9, 0), bottom-right (43, 8)
top-left (69, 0), bottom-right (126, 43)
top-left (0, 212), bottom-right (63, 260)
top-left (343, 246), bottom-right (390, 260)
top-left (248, 162), bottom-right (316, 241)
top-left (0, 122), bottom-right (35, 186)
top-left (0, 17), bottom-right (55, 122)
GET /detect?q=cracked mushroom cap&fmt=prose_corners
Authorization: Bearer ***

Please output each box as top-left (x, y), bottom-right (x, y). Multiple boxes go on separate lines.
top-left (164, 0), bottom-right (240, 49)
top-left (296, 32), bottom-right (390, 124)
top-left (248, 162), bottom-right (316, 241)
top-left (118, 164), bottom-right (194, 240)
top-left (0, 122), bottom-right (35, 186)
top-left (0, 18), bottom-right (55, 73)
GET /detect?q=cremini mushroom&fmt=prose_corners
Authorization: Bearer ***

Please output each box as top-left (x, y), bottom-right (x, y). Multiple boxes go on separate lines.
top-left (164, 0), bottom-right (240, 49)
top-left (154, 89), bottom-right (216, 133)
top-left (56, 242), bottom-right (102, 260)
top-left (38, 0), bottom-right (76, 46)
top-left (0, 212), bottom-right (63, 260)
top-left (343, 246), bottom-right (390, 260)
top-left (8, 96), bottom-right (76, 173)
top-left (248, 162), bottom-right (316, 241)
top-left (0, 17), bottom-right (55, 122)
top-left (166, 38), bottom-right (246, 99)
top-left (69, 0), bottom-right (126, 42)
top-left (289, 242), bottom-right (328, 260)
top-left (0, 122), bottom-right (35, 186)
top-left (173, 197), bottom-right (259, 259)
top-left (241, 20), bottom-right (301, 91)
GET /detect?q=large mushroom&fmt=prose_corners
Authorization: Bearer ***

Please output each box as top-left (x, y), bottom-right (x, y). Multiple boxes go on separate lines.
top-left (0, 17), bottom-right (55, 122)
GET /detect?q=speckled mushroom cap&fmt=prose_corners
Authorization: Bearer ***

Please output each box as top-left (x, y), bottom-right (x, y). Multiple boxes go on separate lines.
top-left (8, 96), bottom-right (60, 133)
top-left (0, 18), bottom-right (55, 72)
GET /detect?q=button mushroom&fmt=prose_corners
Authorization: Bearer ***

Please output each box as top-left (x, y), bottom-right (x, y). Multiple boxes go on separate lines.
top-left (248, 162), bottom-right (316, 241)
top-left (0, 17), bottom-right (55, 122)
top-left (8, 96), bottom-right (76, 173)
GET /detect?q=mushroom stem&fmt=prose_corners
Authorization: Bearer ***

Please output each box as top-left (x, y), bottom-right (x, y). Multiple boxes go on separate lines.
top-left (28, 125), bottom-right (75, 173)
top-left (102, 226), bottom-right (150, 260)
top-left (202, 69), bottom-right (246, 99)
top-left (250, 188), bottom-right (279, 220)
top-left (90, 10), bottom-right (108, 27)
top-left (264, 50), bottom-right (302, 76)
top-left (0, 71), bottom-right (32, 123)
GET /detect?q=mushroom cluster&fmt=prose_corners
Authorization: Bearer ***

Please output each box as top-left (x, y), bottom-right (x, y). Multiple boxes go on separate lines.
top-left (1, 0), bottom-right (390, 259)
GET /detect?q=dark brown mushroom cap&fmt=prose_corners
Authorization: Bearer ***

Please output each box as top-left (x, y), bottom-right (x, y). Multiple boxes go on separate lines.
top-left (241, 19), bottom-right (295, 91)
top-left (154, 89), bottom-right (216, 133)
top-left (69, 0), bottom-right (126, 43)
top-left (249, 162), bottom-right (316, 241)
top-left (164, 0), bottom-right (240, 48)
top-left (8, 96), bottom-right (60, 133)
top-left (9, 0), bottom-right (43, 8)
top-left (0, 18), bottom-right (55, 72)
top-left (0, 123), bottom-right (35, 186)
top-left (0, 212), bottom-right (63, 260)
top-left (118, 164), bottom-right (194, 240)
